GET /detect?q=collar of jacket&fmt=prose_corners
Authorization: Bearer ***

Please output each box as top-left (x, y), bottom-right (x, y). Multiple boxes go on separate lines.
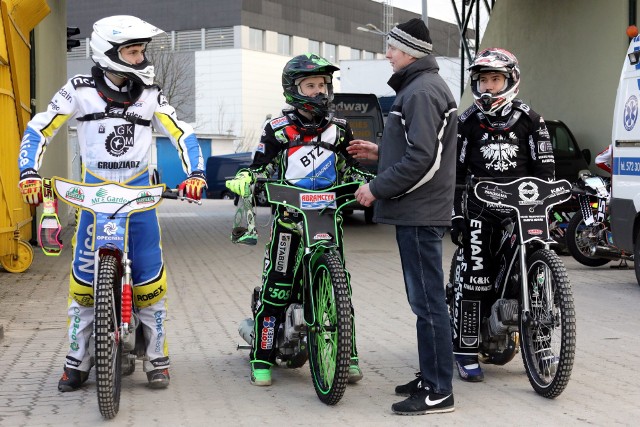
top-left (387, 55), bottom-right (440, 93)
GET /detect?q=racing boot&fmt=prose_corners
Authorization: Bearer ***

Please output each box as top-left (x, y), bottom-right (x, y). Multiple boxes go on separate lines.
top-left (455, 355), bottom-right (484, 382)
top-left (58, 366), bottom-right (89, 392)
top-left (250, 362), bottom-right (272, 386)
top-left (147, 368), bottom-right (170, 389)
top-left (348, 358), bottom-right (363, 384)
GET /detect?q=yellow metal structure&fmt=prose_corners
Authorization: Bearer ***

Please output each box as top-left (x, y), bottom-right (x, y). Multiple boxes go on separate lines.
top-left (0, 0), bottom-right (50, 272)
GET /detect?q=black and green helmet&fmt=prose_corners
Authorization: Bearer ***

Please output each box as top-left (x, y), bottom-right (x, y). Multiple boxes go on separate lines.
top-left (282, 53), bottom-right (339, 117)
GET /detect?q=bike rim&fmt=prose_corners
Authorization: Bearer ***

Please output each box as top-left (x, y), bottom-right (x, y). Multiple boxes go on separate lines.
top-left (311, 265), bottom-right (338, 393)
top-left (525, 260), bottom-right (562, 386)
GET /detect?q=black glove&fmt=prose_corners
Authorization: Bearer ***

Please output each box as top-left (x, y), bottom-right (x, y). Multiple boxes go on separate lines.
top-left (450, 217), bottom-right (467, 247)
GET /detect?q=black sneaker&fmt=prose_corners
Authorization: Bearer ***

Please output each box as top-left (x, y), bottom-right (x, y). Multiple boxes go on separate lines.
top-left (58, 366), bottom-right (89, 392)
top-left (392, 386), bottom-right (454, 415)
top-left (394, 372), bottom-right (423, 396)
top-left (146, 368), bottom-right (170, 389)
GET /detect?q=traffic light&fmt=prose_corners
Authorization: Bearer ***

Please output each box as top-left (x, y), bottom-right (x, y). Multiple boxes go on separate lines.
top-left (67, 26), bottom-right (80, 52)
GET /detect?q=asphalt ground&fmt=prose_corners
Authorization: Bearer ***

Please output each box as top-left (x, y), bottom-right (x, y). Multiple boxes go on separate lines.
top-left (0, 199), bottom-right (639, 426)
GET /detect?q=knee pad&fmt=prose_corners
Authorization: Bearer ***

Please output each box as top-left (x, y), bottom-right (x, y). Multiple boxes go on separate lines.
top-left (133, 270), bottom-right (167, 308)
top-left (69, 275), bottom-right (94, 307)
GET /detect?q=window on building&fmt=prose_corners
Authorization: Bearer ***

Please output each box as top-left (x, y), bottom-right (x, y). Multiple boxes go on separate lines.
top-left (362, 51), bottom-right (374, 60)
top-left (309, 40), bottom-right (320, 55)
top-left (277, 34), bottom-right (291, 55)
top-left (350, 48), bottom-right (361, 60)
top-left (249, 28), bottom-right (264, 51)
top-left (324, 43), bottom-right (337, 63)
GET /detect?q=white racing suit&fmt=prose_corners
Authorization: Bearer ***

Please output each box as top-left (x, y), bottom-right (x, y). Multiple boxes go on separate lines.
top-left (18, 67), bottom-right (204, 373)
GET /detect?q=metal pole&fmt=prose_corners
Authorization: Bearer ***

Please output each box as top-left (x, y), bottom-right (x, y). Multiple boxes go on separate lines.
top-left (422, 0), bottom-right (428, 25)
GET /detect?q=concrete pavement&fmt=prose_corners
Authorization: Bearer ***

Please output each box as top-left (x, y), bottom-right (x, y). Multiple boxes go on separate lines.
top-left (0, 199), bottom-right (639, 426)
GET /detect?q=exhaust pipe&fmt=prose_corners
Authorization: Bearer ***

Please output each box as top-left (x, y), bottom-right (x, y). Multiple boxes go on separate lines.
top-left (590, 245), bottom-right (633, 261)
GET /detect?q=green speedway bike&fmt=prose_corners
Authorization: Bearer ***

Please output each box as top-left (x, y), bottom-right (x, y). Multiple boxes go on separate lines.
top-left (237, 180), bottom-right (361, 405)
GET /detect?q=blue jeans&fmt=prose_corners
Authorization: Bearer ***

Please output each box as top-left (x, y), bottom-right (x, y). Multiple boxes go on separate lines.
top-left (395, 225), bottom-right (453, 395)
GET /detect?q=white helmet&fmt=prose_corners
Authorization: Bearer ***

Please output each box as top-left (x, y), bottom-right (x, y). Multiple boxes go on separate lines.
top-left (469, 48), bottom-right (520, 115)
top-left (90, 15), bottom-right (164, 86)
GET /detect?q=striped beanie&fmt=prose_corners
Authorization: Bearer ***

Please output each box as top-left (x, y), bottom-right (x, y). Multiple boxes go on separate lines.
top-left (387, 18), bottom-right (433, 58)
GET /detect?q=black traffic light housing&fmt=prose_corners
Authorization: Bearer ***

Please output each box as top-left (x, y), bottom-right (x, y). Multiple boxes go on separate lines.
top-left (67, 26), bottom-right (81, 52)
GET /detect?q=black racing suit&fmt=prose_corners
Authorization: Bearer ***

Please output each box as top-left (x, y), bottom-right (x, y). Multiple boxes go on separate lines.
top-left (247, 109), bottom-right (374, 369)
top-left (451, 100), bottom-right (555, 356)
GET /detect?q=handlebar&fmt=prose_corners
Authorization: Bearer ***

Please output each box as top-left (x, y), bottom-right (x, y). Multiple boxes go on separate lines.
top-left (161, 189), bottom-right (202, 205)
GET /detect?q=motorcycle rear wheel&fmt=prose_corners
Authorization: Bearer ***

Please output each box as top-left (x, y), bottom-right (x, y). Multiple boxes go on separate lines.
top-left (307, 252), bottom-right (351, 405)
top-left (521, 249), bottom-right (575, 398)
top-left (95, 254), bottom-right (123, 419)
top-left (566, 210), bottom-right (610, 267)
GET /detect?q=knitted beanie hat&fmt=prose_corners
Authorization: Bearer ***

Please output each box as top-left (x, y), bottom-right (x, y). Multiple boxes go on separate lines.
top-left (387, 18), bottom-right (433, 58)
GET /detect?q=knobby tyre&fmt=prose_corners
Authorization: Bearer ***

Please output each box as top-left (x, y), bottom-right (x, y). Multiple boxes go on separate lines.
top-left (307, 251), bottom-right (351, 405)
top-left (95, 254), bottom-right (122, 419)
top-left (521, 249), bottom-right (576, 398)
top-left (566, 210), bottom-right (610, 267)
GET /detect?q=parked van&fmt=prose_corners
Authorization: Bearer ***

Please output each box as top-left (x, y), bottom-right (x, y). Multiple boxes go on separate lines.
top-left (333, 92), bottom-right (384, 175)
top-left (205, 153), bottom-right (252, 199)
top-left (610, 35), bottom-right (640, 284)
top-left (333, 93), bottom-right (384, 223)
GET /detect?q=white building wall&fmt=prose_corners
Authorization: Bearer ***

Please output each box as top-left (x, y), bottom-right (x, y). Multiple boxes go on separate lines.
top-left (195, 48), bottom-right (291, 153)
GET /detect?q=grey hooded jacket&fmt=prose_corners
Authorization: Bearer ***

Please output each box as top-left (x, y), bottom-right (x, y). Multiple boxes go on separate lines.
top-left (369, 54), bottom-right (458, 226)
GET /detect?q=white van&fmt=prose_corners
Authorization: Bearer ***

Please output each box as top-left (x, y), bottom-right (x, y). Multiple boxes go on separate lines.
top-left (610, 34), bottom-right (640, 283)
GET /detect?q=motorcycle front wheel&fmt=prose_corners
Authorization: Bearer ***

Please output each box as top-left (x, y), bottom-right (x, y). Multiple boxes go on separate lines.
top-left (95, 254), bottom-right (123, 419)
top-left (566, 210), bottom-right (610, 267)
top-left (307, 252), bottom-right (351, 405)
top-left (521, 249), bottom-right (576, 398)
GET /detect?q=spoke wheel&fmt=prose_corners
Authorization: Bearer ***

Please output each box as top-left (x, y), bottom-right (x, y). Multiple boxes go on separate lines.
top-left (307, 252), bottom-right (351, 405)
top-left (566, 210), bottom-right (610, 267)
top-left (521, 249), bottom-right (575, 398)
top-left (95, 254), bottom-right (122, 419)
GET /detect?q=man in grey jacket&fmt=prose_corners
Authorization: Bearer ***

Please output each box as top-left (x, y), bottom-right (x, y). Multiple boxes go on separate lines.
top-left (348, 18), bottom-right (457, 415)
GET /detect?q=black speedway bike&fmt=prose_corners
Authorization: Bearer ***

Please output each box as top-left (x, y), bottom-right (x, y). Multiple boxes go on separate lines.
top-left (448, 176), bottom-right (576, 398)
top-left (566, 171), bottom-right (633, 267)
top-left (237, 179), bottom-right (362, 405)
top-left (48, 176), bottom-right (196, 419)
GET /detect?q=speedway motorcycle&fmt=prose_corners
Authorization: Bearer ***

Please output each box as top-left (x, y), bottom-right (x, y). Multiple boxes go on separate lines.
top-left (566, 171), bottom-right (632, 267)
top-left (448, 176), bottom-right (576, 398)
top-left (236, 179), bottom-right (361, 405)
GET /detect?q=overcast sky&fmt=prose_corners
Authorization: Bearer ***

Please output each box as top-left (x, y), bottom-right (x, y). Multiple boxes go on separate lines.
top-left (373, 0), bottom-right (489, 32)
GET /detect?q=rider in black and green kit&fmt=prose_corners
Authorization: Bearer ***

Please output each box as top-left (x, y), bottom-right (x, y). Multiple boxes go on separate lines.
top-left (225, 53), bottom-right (373, 386)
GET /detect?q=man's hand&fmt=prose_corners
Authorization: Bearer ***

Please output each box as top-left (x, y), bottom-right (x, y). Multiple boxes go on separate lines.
top-left (178, 171), bottom-right (207, 201)
top-left (354, 183), bottom-right (376, 207)
top-left (450, 217), bottom-right (467, 247)
top-left (18, 168), bottom-right (43, 206)
top-left (225, 171), bottom-right (253, 197)
top-left (347, 139), bottom-right (379, 161)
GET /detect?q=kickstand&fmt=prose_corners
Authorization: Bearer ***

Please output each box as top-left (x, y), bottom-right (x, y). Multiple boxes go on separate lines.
top-left (610, 258), bottom-right (631, 269)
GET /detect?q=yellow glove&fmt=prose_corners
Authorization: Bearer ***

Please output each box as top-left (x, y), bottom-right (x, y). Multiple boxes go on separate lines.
top-left (225, 171), bottom-right (253, 197)
top-left (18, 169), bottom-right (43, 206)
top-left (178, 171), bottom-right (207, 201)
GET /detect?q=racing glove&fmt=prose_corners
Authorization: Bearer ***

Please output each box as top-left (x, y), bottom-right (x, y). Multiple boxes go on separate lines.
top-left (344, 166), bottom-right (375, 184)
top-left (225, 170), bottom-right (253, 197)
top-left (450, 217), bottom-right (467, 247)
top-left (178, 171), bottom-right (207, 201)
top-left (18, 168), bottom-right (43, 206)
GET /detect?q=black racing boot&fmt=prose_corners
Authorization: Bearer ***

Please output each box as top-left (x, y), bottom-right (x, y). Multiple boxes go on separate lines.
top-left (58, 366), bottom-right (89, 392)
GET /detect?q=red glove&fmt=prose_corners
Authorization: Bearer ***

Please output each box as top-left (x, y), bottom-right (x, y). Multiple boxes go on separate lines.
top-left (178, 171), bottom-right (207, 201)
top-left (18, 169), bottom-right (43, 206)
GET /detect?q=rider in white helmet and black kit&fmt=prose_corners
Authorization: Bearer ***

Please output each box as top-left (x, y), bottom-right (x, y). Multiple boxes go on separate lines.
top-left (18, 15), bottom-right (206, 391)
top-left (450, 48), bottom-right (555, 382)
